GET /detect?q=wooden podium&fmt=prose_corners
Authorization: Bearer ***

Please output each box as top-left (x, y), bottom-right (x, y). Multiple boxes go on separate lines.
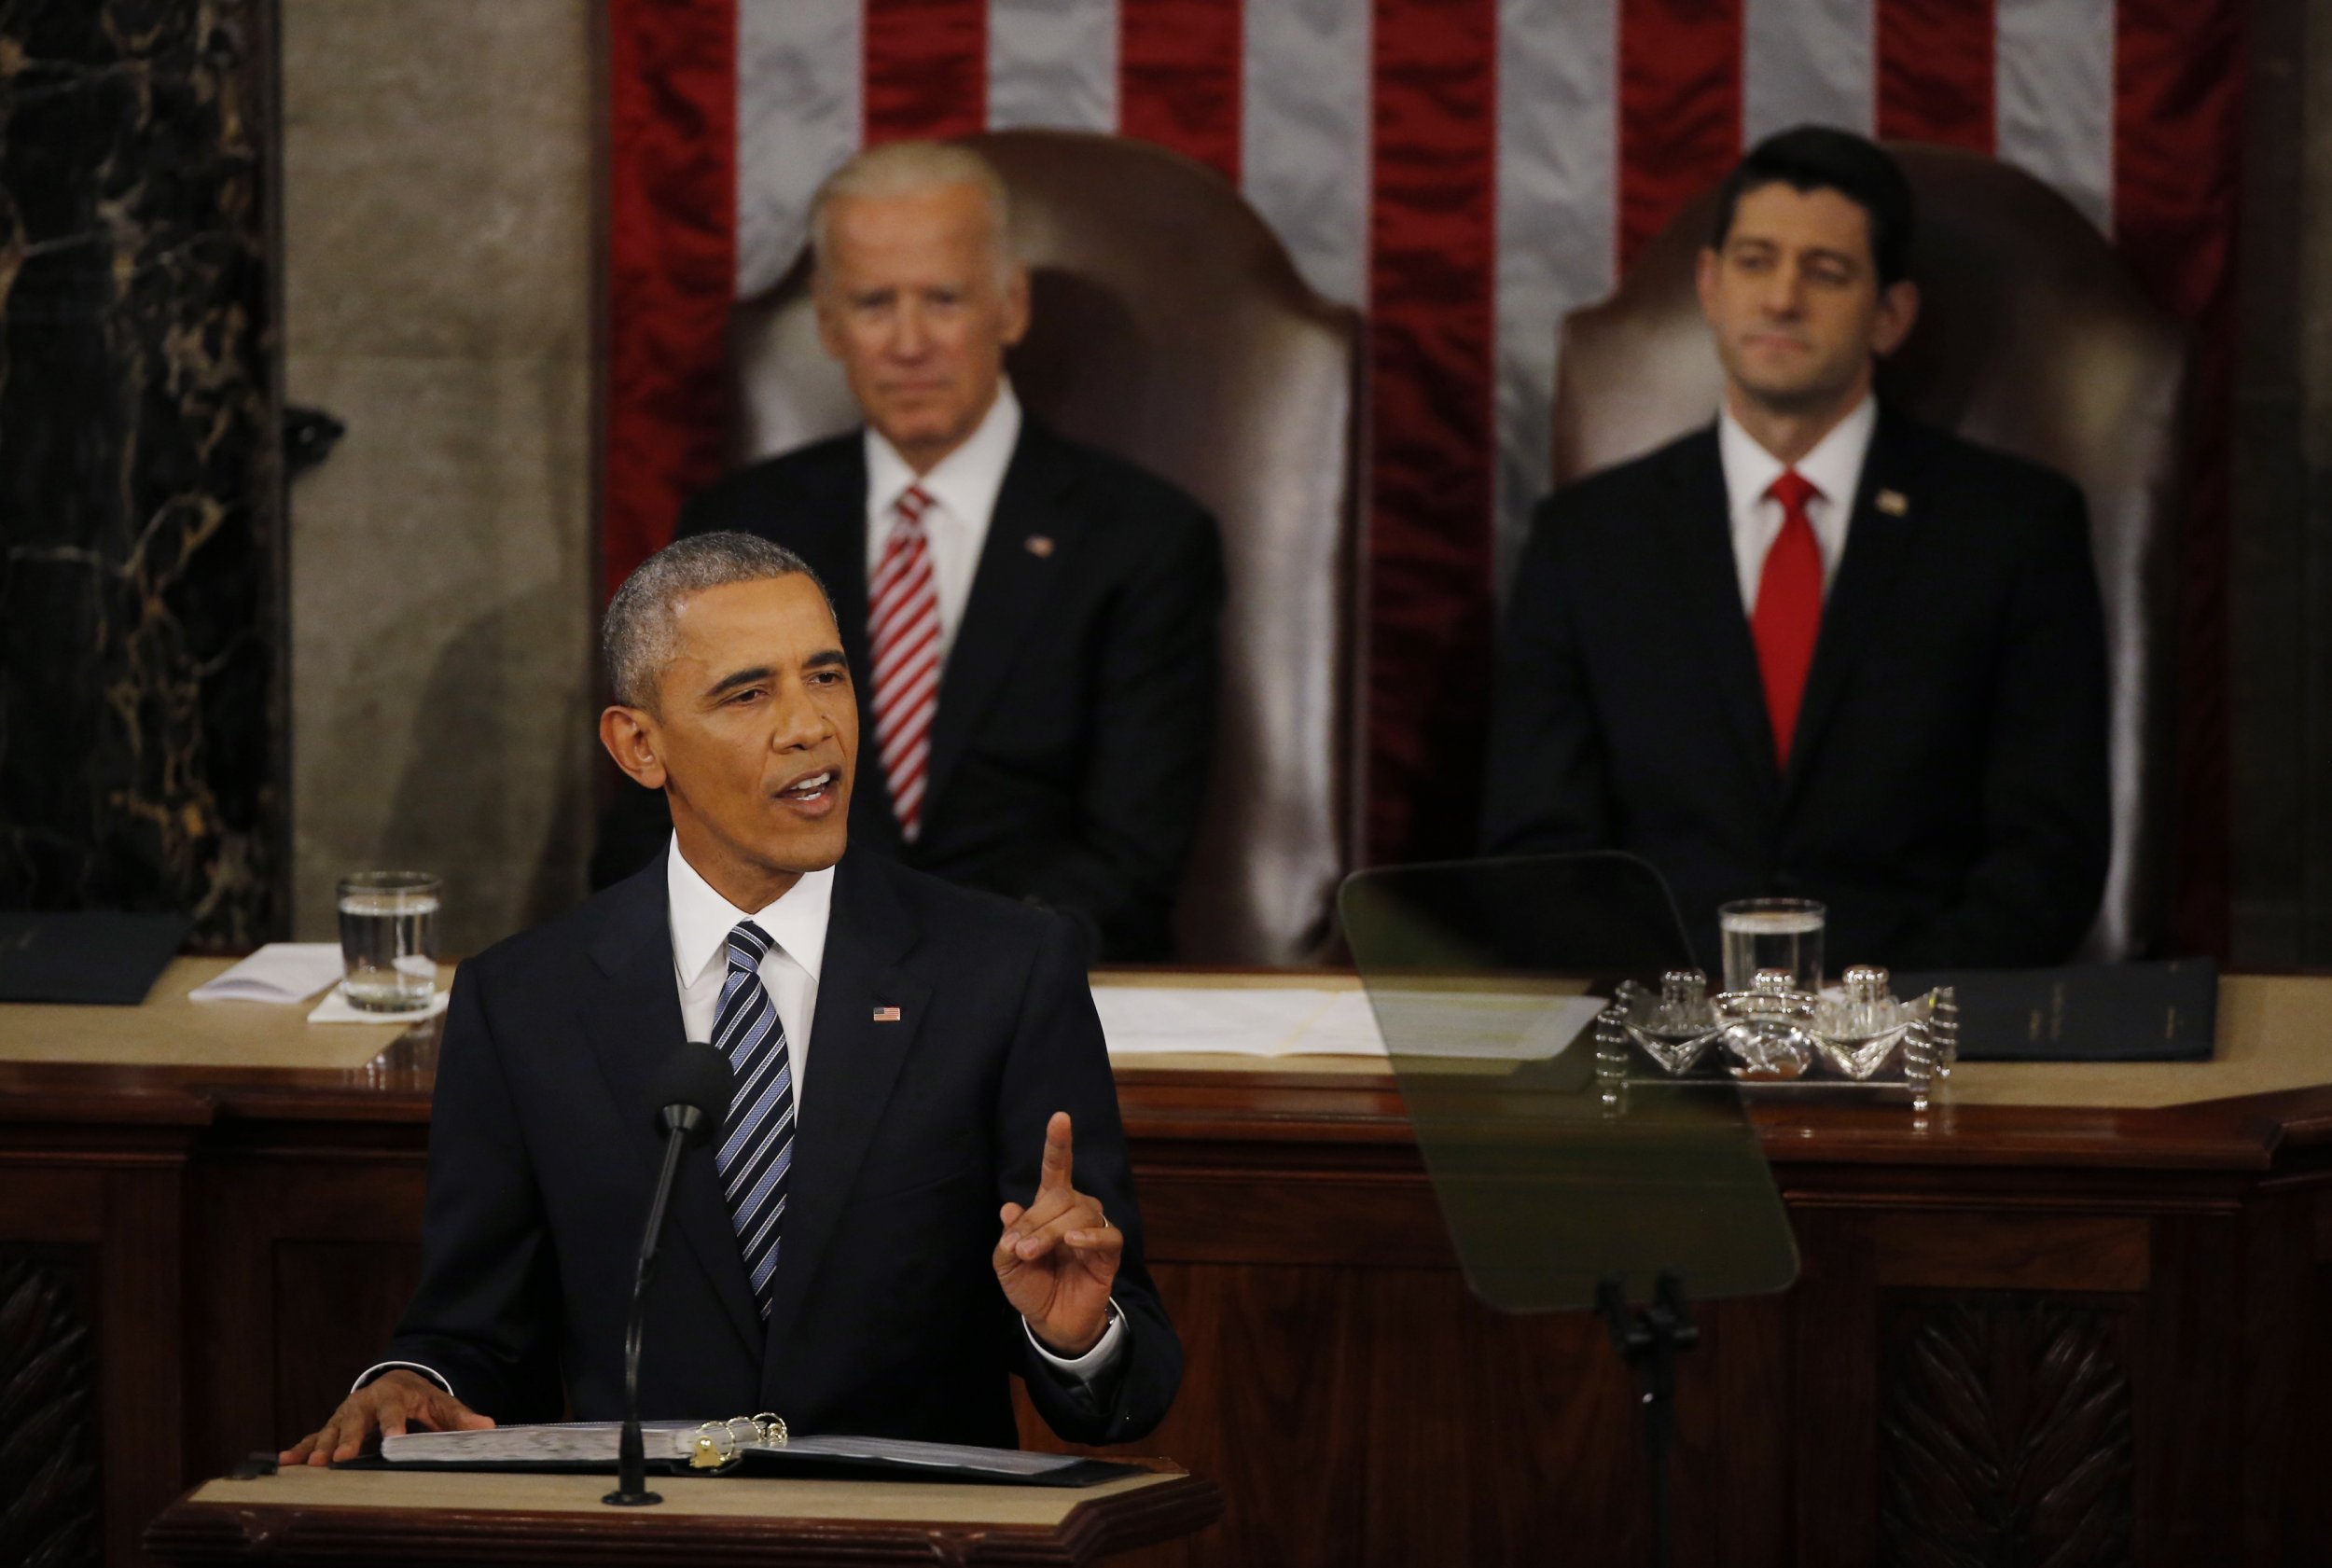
top-left (143, 1462), bottom-right (1220, 1565)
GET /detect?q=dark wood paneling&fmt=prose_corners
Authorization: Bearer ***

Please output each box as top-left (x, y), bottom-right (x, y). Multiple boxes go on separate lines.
top-left (1876, 1293), bottom-right (2135, 1565)
top-left (1876, 1213), bottom-right (2151, 1292)
top-left (0, 1249), bottom-right (102, 1568)
top-left (10, 1047), bottom-right (2332, 1564)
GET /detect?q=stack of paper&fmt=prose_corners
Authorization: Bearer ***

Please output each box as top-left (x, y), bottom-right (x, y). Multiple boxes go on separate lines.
top-left (187, 944), bottom-right (348, 1005)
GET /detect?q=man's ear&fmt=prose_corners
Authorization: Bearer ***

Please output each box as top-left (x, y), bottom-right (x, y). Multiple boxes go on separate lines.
top-left (1871, 277), bottom-right (1920, 358)
top-left (1694, 247), bottom-right (1723, 328)
top-left (599, 705), bottom-right (669, 791)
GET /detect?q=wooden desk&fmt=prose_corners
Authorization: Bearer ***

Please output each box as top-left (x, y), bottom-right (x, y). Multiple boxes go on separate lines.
top-left (6, 961), bottom-right (2332, 1566)
top-left (145, 1462), bottom-right (1218, 1565)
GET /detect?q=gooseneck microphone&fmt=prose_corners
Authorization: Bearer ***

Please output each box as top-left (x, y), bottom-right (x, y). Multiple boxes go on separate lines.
top-left (604, 1041), bottom-right (731, 1507)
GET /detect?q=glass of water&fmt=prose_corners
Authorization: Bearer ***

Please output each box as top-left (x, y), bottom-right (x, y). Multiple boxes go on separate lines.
top-left (1717, 897), bottom-right (1825, 995)
top-left (337, 871), bottom-right (441, 1012)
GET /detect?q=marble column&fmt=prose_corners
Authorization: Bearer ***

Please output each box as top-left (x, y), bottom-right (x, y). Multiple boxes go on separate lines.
top-left (0, 0), bottom-right (285, 946)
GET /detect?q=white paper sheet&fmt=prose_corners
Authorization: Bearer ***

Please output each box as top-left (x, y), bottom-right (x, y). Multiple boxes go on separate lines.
top-left (187, 942), bottom-right (346, 1005)
top-left (307, 983), bottom-right (450, 1024)
top-left (382, 1421), bottom-right (1086, 1478)
top-left (1091, 985), bottom-right (1608, 1062)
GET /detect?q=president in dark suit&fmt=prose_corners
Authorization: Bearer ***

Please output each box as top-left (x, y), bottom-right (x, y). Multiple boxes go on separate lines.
top-left (594, 141), bottom-right (1223, 964)
top-left (1483, 127), bottom-right (2109, 970)
top-left (284, 534), bottom-right (1180, 1464)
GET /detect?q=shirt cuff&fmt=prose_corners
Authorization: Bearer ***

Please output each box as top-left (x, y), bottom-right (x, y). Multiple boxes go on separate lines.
top-left (353, 1361), bottom-right (453, 1398)
top-left (1024, 1301), bottom-right (1125, 1385)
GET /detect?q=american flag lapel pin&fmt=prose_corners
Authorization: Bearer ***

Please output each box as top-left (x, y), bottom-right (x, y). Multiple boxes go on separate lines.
top-left (872, 1006), bottom-right (902, 1023)
top-left (1024, 534), bottom-right (1055, 558)
top-left (1875, 489), bottom-right (1909, 517)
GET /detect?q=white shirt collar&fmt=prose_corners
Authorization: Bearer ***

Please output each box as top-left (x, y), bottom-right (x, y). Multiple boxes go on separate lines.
top-left (1717, 393), bottom-right (1877, 520)
top-left (864, 378), bottom-right (1022, 533)
top-left (665, 836), bottom-right (835, 991)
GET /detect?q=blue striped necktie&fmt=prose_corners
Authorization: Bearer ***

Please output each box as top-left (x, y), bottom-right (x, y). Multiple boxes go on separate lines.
top-left (712, 921), bottom-right (795, 1316)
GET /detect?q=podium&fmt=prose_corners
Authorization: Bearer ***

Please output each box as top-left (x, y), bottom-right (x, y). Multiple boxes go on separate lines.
top-left (144, 1462), bottom-right (1219, 1566)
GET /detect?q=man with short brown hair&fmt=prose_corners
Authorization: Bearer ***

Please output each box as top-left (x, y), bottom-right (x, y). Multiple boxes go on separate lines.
top-left (1484, 126), bottom-right (2110, 970)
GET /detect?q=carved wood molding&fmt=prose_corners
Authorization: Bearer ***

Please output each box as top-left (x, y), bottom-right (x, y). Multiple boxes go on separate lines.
top-left (1879, 1293), bottom-right (2134, 1567)
top-left (0, 1251), bottom-right (100, 1568)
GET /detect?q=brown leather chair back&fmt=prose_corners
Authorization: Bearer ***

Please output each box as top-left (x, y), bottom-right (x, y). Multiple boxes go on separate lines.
top-left (1552, 145), bottom-right (2188, 961)
top-left (730, 130), bottom-right (1366, 964)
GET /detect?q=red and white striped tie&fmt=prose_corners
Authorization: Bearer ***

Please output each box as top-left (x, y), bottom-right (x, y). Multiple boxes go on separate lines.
top-left (869, 485), bottom-right (942, 839)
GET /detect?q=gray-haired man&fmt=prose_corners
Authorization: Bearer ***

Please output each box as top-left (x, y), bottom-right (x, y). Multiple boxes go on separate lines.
top-left (594, 140), bottom-right (1225, 963)
top-left (285, 534), bottom-right (1182, 1464)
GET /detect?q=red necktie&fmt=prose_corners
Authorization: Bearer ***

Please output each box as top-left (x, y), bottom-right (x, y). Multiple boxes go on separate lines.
top-left (869, 485), bottom-right (942, 838)
top-left (1751, 469), bottom-right (1824, 767)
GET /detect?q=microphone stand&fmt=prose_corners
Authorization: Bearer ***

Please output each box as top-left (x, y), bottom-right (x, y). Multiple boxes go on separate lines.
top-left (604, 1103), bottom-right (706, 1506)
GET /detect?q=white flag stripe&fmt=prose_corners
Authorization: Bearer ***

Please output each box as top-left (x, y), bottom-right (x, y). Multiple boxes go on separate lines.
top-left (1492, 0), bottom-right (1619, 580)
top-left (1996, 0), bottom-right (2117, 234)
top-left (735, 0), bottom-right (862, 298)
top-left (1242, 0), bottom-right (1373, 306)
top-left (1743, 0), bottom-right (1874, 143)
top-left (989, 0), bottom-right (1118, 132)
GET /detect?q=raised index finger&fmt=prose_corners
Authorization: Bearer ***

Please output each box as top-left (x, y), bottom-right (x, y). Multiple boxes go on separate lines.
top-left (1036, 1111), bottom-right (1075, 1196)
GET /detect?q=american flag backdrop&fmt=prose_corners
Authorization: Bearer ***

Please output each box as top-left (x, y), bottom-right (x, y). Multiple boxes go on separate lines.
top-left (605, 0), bottom-right (2240, 940)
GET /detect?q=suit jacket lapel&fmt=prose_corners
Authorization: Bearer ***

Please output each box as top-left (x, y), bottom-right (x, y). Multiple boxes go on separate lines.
top-left (1663, 430), bottom-right (1781, 798)
top-left (758, 854), bottom-right (932, 1377)
top-left (922, 422), bottom-right (1081, 817)
top-left (583, 857), bottom-right (765, 1362)
top-left (1784, 409), bottom-right (1920, 801)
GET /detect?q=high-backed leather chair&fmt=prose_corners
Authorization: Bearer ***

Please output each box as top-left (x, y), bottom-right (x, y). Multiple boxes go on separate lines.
top-left (1552, 145), bottom-right (2187, 961)
top-left (729, 130), bottom-right (1366, 964)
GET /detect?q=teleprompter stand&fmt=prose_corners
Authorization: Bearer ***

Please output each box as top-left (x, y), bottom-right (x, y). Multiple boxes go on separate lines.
top-left (1598, 1270), bottom-right (1698, 1568)
top-left (1340, 853), bottom-right (1798, 1568)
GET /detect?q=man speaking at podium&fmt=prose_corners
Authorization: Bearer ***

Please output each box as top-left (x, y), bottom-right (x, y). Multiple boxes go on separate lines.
top-left (283, 534), bottom-right (1180, 1464)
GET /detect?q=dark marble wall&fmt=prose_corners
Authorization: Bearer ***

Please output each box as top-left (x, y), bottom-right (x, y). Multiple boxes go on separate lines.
top-left (0, 1), bottom-right (285, 944)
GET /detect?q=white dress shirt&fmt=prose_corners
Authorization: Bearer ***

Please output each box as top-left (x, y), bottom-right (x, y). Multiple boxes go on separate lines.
top-left (863, 379), bottom-right (1022, 666)
top-left (355, 831), bottom-right (1122, 1402)
top-left (667, 836), bottom-right (830, 1100)
top-left (1716, 394), bottom-right (1878, 615)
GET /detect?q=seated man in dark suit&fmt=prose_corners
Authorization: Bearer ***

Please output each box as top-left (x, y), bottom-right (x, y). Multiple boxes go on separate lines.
top-left (1483, 126), bottom-right (2109, 970)
top-left (595, 140), bottom-right (1225, 963)
top-left (284, 533), bottom-right (1180, 1462)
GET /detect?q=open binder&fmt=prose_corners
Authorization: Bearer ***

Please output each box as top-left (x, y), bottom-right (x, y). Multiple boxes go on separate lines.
top-left (355, 1420), bottom-right (1136, 1490)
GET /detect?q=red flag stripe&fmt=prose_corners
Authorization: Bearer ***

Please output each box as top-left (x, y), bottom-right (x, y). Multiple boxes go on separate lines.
top-left (1366, 0), bottom-right (1501, 863)
top-left (1118, 0), bottom-right (1243, 183)
top-left (1617, 0), bottom-right (1744, 271)
top-left (603, 0), bottom-right (737, 605)
top-left (864, 0), bottom-right (986, 142)
top-left (2115, 0), bottom-right (2242, 955)
top-left (1877, 0), bottom-right (1996, 151)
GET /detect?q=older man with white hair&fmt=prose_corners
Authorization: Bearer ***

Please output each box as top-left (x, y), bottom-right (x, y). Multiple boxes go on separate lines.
top-left (596, 141), bottom-right (1225, 964)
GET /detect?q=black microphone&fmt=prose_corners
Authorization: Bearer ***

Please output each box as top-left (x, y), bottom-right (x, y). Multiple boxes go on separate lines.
top-left (604, 1042), bottom-right (730, 1507)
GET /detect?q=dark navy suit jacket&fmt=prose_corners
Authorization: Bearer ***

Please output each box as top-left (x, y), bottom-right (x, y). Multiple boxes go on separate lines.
top-left (1482, 407), bottom-right (2110, 970)
top-left (382, 850), bottom-right (1181, 1449)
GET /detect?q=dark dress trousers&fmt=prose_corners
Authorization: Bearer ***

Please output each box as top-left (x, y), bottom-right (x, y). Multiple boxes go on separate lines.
top-left (592, 418), bottom-right (1226, 963)
top-left (382, 849), bottom-right (1182, 1449)
top-left (1481, 407), bottom-right (2110, 971)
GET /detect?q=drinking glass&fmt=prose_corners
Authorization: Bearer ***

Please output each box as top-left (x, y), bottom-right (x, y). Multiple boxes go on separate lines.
top-left (337, 871), bottom-right (441, 1012)
top-left (1717, 896), bottom-right (1824, 995)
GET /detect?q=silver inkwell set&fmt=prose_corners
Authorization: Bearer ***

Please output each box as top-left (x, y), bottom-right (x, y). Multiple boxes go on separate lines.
top-left (1596, 965), bottom-right (1964, 1115)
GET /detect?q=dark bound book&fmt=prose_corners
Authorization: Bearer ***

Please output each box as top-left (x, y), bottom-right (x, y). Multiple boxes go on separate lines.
top-left (1890, 958), bottom-right (2219, 1063)
top-left (0, 911), bottom-right (192, 1005)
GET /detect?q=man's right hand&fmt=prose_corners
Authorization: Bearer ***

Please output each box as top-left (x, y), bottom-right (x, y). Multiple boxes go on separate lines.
top-left (278, 1368), bottom-right (495, 1467)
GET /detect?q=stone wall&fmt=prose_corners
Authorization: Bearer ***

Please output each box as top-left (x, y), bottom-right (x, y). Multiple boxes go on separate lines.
top-left (281, 0), bottom-right (597, 954)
